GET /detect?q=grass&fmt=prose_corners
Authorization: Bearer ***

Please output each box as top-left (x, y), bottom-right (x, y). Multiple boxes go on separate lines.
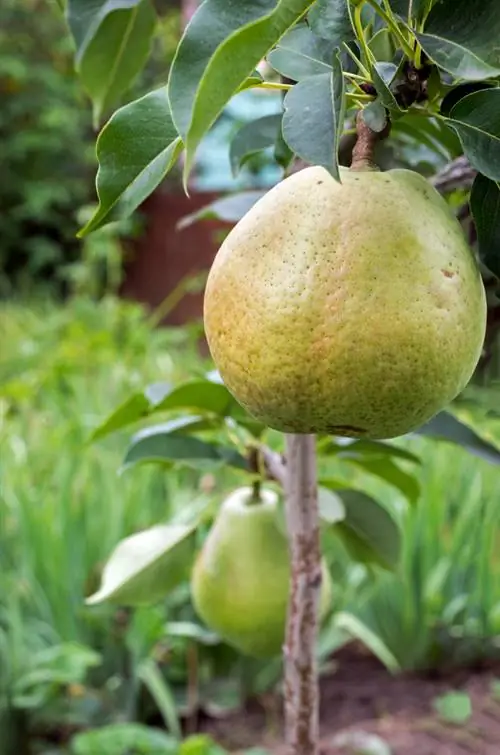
top-left (2, 294), bottom-right (500, 751)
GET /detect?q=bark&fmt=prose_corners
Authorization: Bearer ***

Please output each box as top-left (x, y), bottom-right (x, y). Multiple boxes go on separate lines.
top-left (283, 434), bottom-right (321, 755)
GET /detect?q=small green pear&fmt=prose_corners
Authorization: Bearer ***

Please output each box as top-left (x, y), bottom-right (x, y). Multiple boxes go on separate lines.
top-left (204, 166), bottom-right (487, 438)
top-left (191, 487), bottom-right (332, 658)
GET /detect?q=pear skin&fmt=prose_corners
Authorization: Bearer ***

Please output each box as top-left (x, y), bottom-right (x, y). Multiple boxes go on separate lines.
top-left (204, 167), bottom-right (486, 438)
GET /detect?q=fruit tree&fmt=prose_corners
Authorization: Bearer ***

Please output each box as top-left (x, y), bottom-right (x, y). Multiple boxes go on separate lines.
top-left (59, 1), bottom-right (500, 754)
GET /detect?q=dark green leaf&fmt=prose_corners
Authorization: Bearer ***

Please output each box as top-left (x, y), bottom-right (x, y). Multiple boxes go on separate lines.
top-left (79, 89), bottom-right (182, 236)
top-left (282, 53), bottom-right (345, 177)
top-left (86, 523), bottom-right (197, 606)
top-left (267, 25), bottom-right (334, 81)
top-left (177, 191), bottom-right (266, 229)
top-left (372, 62), bottom-right (403, 117)
top-left (230, 115), bottom-right (282, 176)
top-left (123, 432), bottom-right (248, 471)
top-left (470, 173), bottom-right (500, 277)
top-left (168, 0), bottom-right (316, 182)
top-left (440, 82), bottom-right (494, 116)
top-left (413, 411), bottom-right (500, 465)
top-left (68, 0), bottom-right (156, 125)
top-left (447, 89), bottom-right (500, 181)
top-left (308, 0), bottom-right (354, 44)
top-left (168, 2), bottom-right (276, 139)
top-left (417, 0), bottom-right (500, 80)
top-left (335, 490), bottom-right (401, 570)
top-left (274, 127), bottom-right (295, 171)
top-left (362, 100), bottom-right (388, 133)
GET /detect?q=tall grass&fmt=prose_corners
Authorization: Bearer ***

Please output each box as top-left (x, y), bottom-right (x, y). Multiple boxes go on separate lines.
top-left (0, 296), bottom-right (208, 653)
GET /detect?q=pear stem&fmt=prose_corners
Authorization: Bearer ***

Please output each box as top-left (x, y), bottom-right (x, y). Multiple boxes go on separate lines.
top-left (350, 110), bottom-right (390, 171)
top-left (283, 434), bottom-right (320, 755)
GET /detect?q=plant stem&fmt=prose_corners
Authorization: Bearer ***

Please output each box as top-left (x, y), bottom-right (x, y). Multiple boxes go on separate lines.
top-left (363, 0), bottom-right (415, 58)
top-left (283, 434), bottom-right (320, 755)
top-left (257, 81), bottom-right (292, 92)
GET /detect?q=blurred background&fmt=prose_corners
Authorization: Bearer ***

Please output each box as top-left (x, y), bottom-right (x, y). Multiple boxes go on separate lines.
top-left (2, 2), bottom-right (500, 754)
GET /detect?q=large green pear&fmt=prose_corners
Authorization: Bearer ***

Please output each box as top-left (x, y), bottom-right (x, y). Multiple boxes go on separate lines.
top-left (191, 487), bottom-right (332, 658)
top-left (204, 166), bottom-right (487, 438)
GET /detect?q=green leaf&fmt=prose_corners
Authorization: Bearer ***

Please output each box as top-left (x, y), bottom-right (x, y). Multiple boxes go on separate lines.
top-left (308, 0), bottom-right (354, 44)
top-left (174, 0), bottom-right (316, 183)
top-left (137, 659), bottom-right (182, 739)
top-left (335, 490), bottom-right (401, 570)
top-left (433, 692), bottom-right (472, 725)
top-left (282, 54), bottom-right (345, 177)
top-left (334, 611), bottom-right (400, 672)
top-left (123, 432), bottom-right (248, 471)
top-left (86, 523), bottom-right (197, 606)
top-left (417, 0), bottom-right (500, 80)
top-left (318, 487), bottom-right (346, 524)
top-left (414, 411), bottom-right (500, 465)
top-left (90, 391), bottom-right (152, 442)
top-left (372, 62), bottom-right (403, 117)
top-left (72, 724), bottom-right (178, 755)
top-left (440, 82), bottom-right (494, 117)
top-left (368, 27), bottom-right (395, 62)
top-left (362, 100), bottom-right (388, 133)
top-left (79, 89), bottom-right (182, 236)
top-left (69, 0), bottom-right (157, 125)
top-left (229, 115), bottom-right (282, 176)
top-left (267, 25), bottom-right (334, 81)
top-left (168, 2), bottom-right (273, 139)
top-left (470, 173), bottom-right (500, 277)
top-left (446, 89), bottom-right (500, 181)
top-left (347, 457), bottom-right (421, 505)
top-left (152, 380), bottom-right (240, 417)
top-left (177, 191), bottom-right (266, 229)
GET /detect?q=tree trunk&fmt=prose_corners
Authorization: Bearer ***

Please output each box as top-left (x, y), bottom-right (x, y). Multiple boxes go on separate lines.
top-left (283, 434), bottom-right (321, 755)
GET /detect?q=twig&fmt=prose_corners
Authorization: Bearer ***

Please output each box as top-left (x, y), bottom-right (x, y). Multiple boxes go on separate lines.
top-left (260, 445), bottom-right (287, 487)
top-left (431, 155), bottom-right (477, 194)
top-left (283, 434), bottom-right (320, 755)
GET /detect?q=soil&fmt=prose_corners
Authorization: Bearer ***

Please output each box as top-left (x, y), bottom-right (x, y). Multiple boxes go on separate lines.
top-left (200, 645), bottom-right (500, 754)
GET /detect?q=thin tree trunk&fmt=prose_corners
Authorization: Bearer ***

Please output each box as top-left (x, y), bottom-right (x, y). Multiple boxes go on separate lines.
top-left (283, 434), bottom-right (321, 755)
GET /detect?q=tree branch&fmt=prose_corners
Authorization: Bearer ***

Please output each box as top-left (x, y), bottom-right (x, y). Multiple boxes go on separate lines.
top-left (260, 445), bottom-right (287, 487)
top-left (431, 155), bottom-right (476, 194)
top-left (283, 434), bottom-right (320, 755)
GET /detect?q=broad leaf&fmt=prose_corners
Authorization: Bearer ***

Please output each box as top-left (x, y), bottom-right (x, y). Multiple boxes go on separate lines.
top-left (229, 115), bottom-right (283, 175)
top-left (177, 191), bottom-right (266, 229)
top-left (417, 0), bottom-right (500, 80)
top-left (446, 89), bottom-right (500, 182)
top-left (414, 411), bottom-right (500, 465)
top-left (470, 173), bottom-right (500, 277)
top-left (362, 100), bottom-right (388, 133)
top-left (308, 0), bottom-right (353, 44)
top-left (72, 724), bottom-right (178, 755)
top-left (91, 391), bottom-right (151, 442)
top-left (79, 89), bottom-right (182, 236)
top-left (335, 490), bottom-right (401, 570)
top-left (152, 380), bottom-right (240, 416)
top-left (68, 0), bottom-right (157, 125)
top-left (282, 53), bottom-right (345, 177)
top-left (168, 2), bottom-right (277, 139)
top-left (318, 487), bottom-right (346, 524)
top-left (123, 432), bottom-right (248, 471)
top-left (346, 457), bottom-right (421, 505)
top-left (372, 62), bottom-right (403, 117)
top-left (168, 0), bottom-right (315, 183)
top-left (86, 523), bottom-right (197, 606)
top-left (267, 25), bottom-right (334, 81)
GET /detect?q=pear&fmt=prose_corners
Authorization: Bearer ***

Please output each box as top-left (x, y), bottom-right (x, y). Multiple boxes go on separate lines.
top-left (204, 166), bottom-right (486, 438)
top-left (191, 487), bottom-right (332, 658)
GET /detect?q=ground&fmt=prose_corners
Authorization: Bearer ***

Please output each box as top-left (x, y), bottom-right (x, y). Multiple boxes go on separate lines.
top-left (201, 645), bottom-right (500, 754)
